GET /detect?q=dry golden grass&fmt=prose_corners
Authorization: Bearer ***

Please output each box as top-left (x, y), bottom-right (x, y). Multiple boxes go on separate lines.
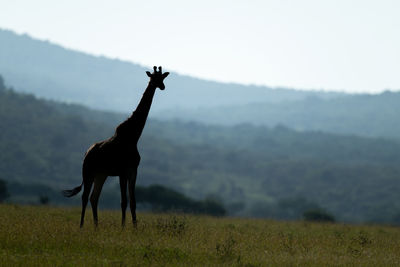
top-left (0, 204), bottom-right (399, 266)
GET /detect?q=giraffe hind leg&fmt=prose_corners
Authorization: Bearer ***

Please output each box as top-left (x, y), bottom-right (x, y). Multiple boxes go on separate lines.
top-left (90, 174), bottom-right (107, 227)
top-left (80, 176), bottom-right (93, 228)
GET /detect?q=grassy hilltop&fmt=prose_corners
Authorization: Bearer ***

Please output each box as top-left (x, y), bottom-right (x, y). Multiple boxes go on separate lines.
top-left (1, 204), bottom-right (400, 266)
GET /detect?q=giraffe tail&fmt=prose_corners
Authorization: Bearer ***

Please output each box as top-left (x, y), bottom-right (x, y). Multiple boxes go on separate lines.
top-left (62, 182), bottom-right (83, 197)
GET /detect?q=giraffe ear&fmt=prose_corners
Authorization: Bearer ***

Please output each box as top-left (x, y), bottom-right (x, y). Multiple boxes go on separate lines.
top-left (162, 72), bottom-right (170, 78)
top-left (146, 71), bottom-right (152, 77)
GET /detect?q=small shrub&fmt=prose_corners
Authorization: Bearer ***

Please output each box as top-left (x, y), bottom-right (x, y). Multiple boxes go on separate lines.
top-left (39, 195), bottom-right (50, 205)
top-left (303, 209), bottom-right (335, 222)
top-left (0, 179), bottom-right (10, 203)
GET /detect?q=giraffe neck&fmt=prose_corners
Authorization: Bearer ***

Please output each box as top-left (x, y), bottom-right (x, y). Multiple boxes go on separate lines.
top-left (115, 83), bottom-right (157, 144)
top-left (133, 82), bottom-right (157, 123)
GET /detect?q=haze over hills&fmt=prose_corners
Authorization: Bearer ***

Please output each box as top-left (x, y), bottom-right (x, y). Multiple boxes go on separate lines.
top-left (0, 29), bottom-right (341, 113)
top-left (2, 29), bottom-right (399, 140)
top-left (155, 91), bottom-right (400, 139)
top-left (1, 76), bottom-right (400, 223)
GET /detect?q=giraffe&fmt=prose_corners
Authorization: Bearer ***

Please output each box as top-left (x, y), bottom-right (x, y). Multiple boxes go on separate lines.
top-left (63, 66), bottom-right (169, 227)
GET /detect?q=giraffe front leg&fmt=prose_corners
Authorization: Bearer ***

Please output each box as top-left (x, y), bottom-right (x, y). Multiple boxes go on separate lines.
top-left (128, 170), bottom-right (138, 227)
top-left (119, 176), bottom-right (128, 227)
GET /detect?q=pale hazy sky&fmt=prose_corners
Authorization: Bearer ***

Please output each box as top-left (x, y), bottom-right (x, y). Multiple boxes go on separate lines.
top-left (1, 0), bottom-right (400, 93)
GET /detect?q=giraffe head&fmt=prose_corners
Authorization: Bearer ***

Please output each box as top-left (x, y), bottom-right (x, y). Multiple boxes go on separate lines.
top-left (146, 66), bottom-right (169, 90)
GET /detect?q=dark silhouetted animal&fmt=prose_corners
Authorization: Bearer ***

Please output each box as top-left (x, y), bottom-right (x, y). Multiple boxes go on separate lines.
top-left (63, 66), bottom-right (169, 227)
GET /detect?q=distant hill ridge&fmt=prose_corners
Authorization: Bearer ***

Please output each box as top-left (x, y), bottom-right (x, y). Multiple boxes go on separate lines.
top-left (155, 90), bottom-right (400, 139)
top-left (2, 29), bottom-right (398, 140)
top-left (0, 29), bottom-right (341, 113)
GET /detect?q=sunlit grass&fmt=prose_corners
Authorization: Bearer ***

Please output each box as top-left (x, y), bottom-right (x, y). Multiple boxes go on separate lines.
top-left (0, 204), bottom-right (399, 266)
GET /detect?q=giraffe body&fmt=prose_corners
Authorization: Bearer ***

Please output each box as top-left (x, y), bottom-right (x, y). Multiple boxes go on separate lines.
top-left (63, 66), bottom-right (169, 227)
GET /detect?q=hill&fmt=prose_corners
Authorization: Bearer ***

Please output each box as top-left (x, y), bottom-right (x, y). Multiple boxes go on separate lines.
top-left (0, 29), bottom-right (341, 113)
top-left (154, 91), bottom-right (400, 139)
top-left (4, 29), bottom-right (400, 140)
top-left (1, 75), bottom-right (400, 223)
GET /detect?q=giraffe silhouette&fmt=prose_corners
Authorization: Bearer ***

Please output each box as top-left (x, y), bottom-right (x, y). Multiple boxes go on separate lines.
top-left (63, 66), bottom-right (169, 227)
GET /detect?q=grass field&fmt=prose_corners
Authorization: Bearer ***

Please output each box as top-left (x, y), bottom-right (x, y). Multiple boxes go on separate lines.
top-left (0, 204), bottom-right (399, 266)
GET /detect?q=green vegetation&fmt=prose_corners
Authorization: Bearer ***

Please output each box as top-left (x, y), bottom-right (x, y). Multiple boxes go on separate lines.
top-left (0, 85), bottom-right (111, 187)
top-left (1, 204), bottom-right (400, 266)
top-left (1, 75), bottom-right (400, 223)
top-left (136, 184), bottom-right (226, 216)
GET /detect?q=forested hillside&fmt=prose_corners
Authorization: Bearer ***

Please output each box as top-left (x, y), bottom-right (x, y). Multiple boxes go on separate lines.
top-left (1, 75), bottom-right (400, 223)
top-left (155, 91), bottom-right (400, 139)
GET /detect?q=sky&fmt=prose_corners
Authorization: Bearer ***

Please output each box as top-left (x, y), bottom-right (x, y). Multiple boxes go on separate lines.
top-left (1, 0), bottom-right (400, 93)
